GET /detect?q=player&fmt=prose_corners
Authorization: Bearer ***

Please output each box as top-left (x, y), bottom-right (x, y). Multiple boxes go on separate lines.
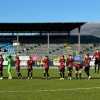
top-left (6, 55), bottom-right (12, 79)
top-left (0, 54), bottom-right (4, 80)
top-left (83, 54), bottom-right (91, 80)
top-left (59, 55), bottom-right (65, 80)
top-left (74, 64), bottom-right (83, 79)
top-left (27, 56), bottom-right (33, 79)
top-left (42, 56), bottom-right (49, 79)
top-left (93, 49), bottom-right (100, 73)
top-left (15, 56), bottom-right (22, 79)
top-left (73, 54), bottom-right (83, 79)
top-left (66, 55), bottom-right (74, 80)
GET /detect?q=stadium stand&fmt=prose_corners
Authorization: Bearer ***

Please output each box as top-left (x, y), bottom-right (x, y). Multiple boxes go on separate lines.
top-left (0, 23), bottom-right (100, 57)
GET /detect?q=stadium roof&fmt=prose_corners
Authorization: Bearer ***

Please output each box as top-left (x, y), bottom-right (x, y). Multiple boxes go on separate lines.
top-left (0, 22), bottom-right (85, 33)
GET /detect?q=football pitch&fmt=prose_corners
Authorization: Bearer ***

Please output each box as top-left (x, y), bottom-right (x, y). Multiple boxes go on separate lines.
top-left (0, 68), bottom-right (100, 100)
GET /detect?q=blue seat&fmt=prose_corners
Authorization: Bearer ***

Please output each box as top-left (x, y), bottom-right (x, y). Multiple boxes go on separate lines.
top-left (0, 43), bottom-right (15, 54)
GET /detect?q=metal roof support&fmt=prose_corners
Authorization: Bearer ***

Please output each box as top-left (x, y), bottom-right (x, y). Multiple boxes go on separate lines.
top-left (47, 33), bottom-right (50, 56)
top-left (16, 33), bottom-right (19, 54)
top-left (78, 27), bottom-right (81, 52)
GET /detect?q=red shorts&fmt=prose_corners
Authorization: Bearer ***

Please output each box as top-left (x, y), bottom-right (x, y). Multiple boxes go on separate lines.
top-left (59, 68), bottom-right (65, 72)
top-left (44, 67), bottom-right (49, 71)
top-left (74, 63), bottom-right (83, 68)
top-left (0, 67), bottom-right (3, 71)
top-left (28, 67), bottom-right (33, 71)
top-left (59, 66), bottom-right (65, 69)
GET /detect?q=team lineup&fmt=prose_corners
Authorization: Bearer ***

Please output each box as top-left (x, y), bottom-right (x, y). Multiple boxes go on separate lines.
top-left (0, 49), bottom-right (100, 80)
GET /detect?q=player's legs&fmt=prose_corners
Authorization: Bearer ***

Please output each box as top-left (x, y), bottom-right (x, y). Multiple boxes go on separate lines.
top-left (75, 68), bottom-right (79, 79)
top-left (16, 70), bottom-right (19, 77)
top-left (95, 64), bottom-right (97, 73)
top-left (30, 69), bottom-right (33, 79)
top-left (47, 69), bottom-right (49, 77)
top-left (45, 68), bottom-right (49, 79)
top-left (67, 68), bottom-right (70, 78)
top-left (0, 68), bottom-right (3, 80)
top-left (28, 70), bottom-right (32, 79)
top-left (43, 72), bottom-right (46, 77)
top-left (0, 71), bottom-right (3, 77)
top-left (17, 70), bottom-right (22, 79)
top-left (97, 61), bottom-right (100, 73)
top-left (59, 69), bottom-right (64, 80)
top-left (27, 69), bottom-right (30, 79)
top-left (67, 67), bottom-right (72, 80)
top-left (62, 68), bottom-right (65, 78)
top-left (79, 69), bottom-right (82, 79)
top-left (43, 69), bottom-right (46, 77)
top-left (95, 60), bottom-right (98, 73)
top-left (84, 66), bottom-right (91, 79)
top-left (84, 67), bottom-right (89, 76)
top-left (8, 67), bottom-right (12, 79)
top-left (16, 67), bottom-right (21, 78)
top-left (97, 64), bottom-right (99, 73)
top-left (59, 69), bottom-right (62, 78)
top-left (30, 71), bottom-right (32, 78)
top-left (18, 72), bottom-right (22, 78)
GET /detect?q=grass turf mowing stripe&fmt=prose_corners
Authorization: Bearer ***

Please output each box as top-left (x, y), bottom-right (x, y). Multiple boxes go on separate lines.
top-left (0, 87), bottom-right (100, 93)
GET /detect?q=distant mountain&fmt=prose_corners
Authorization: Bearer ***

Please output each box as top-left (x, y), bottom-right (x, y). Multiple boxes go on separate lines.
top-left (71, 23), bottom-right (100, 37)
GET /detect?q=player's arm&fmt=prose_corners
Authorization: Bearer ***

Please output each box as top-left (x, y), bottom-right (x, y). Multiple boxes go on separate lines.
top-left (92, 52), bottom-right (95, 59)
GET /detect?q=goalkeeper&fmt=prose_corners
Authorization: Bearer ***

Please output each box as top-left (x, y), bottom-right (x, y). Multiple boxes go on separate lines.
top-left (6, 55), bottom-right (12, 79)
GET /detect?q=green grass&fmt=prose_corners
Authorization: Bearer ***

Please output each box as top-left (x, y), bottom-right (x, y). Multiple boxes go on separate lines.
top-left (0, 68), bottom-right (100, 100)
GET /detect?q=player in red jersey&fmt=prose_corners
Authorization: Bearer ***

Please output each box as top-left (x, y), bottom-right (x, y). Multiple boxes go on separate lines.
top-left (59, 55), bottom-right (65, 80)
top-left (83, 54), bottom-right (91, 79)
top-left (27, 56), bottom-right (33, 79)
top-left (66, 55), bottom-right (74, 80)
top-left (15, 56), bottom-right (22, 79)
top-left (74, 63), bottom-right (83, 79)
top-left (73, 54), bottom-right (83, 79)
top-left (0, 54), bottom-right (4, 80)
top-left (93, 49), bottom-right (100, 73)
top-left (42, 56), bottom-right (49, 79)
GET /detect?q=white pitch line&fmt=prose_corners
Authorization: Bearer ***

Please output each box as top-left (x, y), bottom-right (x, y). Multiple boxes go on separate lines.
top-left (0, 87), bottom-right (100, 93)
top-left (39, 86), bottom-right (100, 92)
top-left (0, 90), bottom-right (31, 93)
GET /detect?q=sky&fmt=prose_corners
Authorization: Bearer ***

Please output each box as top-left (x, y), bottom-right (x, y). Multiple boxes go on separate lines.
top-left (0, 0), bottom-right (100, 22)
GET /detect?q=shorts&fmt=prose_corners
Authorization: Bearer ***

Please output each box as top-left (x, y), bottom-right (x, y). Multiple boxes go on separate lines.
top-left (0, 67), bottom-right (3, 72)
top-left (28, 68), bottom-right (33, 72)
top-left (84, 67), bottom-right (90, 72)
top-left (67, 67), bottom-right (73, 72)
top-left (44, 68), bottom-right (49, 72)
top-left (59, 68), bottom-right (65, 72)
top-left (75, 67), bottom-right (80, 71)
top-left (95, 59), bottom-right (100, 65)
top-left (75, 64), bottom-right (82, 71)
